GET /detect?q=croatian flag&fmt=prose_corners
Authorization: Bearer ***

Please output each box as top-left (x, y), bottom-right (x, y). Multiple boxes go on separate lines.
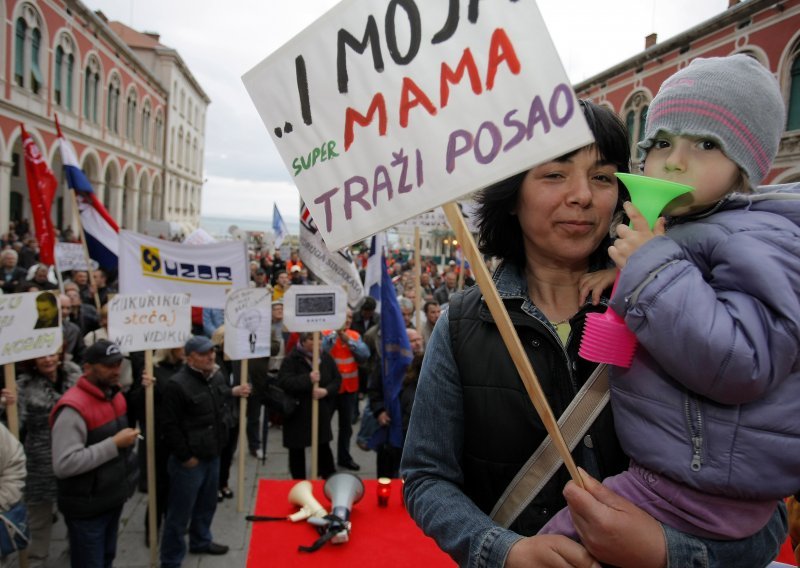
top-left (364, 232), bottom-right (386, 312)
top-left (56, 119), bottom-right (119, 268)
top-left (272, 203), bottom-right (289, 249)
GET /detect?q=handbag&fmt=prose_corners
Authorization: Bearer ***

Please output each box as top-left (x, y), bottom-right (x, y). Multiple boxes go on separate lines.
top-left (264, 383), bottom-right (299, 417)
top-left (0, 500), bottom-right (30, 556)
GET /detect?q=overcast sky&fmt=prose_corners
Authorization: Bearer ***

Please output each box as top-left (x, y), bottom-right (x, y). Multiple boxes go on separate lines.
top-left (83, 0), bottom-right (731, 231)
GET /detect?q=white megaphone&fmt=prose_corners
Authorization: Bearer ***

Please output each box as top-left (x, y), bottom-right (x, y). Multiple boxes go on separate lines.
top-left (287, 480), bottom-right (328, 522)
top-left (323, 472), bottom-right (364, 544)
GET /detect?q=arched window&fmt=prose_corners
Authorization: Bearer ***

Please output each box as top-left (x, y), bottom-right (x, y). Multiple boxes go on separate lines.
top-left (126, 89), bottom-right (137, 142)
top-left (623, 91), bottom-right (651, 164)
top-left (107, 74), bottom-right (121, 133)
top-left (54, 34), bottom-right (76, 111)
top-left (83, 56), bottom-right (100, 122)
top-left (789, 53), bottom-right (800, 131)
top-left (14, 5), bottom-right (44, 94)
top-left (141, 102), bottom-right (152, 150)
top-left (154, 111), bottom-right (164, 154)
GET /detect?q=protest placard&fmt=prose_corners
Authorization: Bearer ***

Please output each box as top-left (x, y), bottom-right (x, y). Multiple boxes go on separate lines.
top-left (107, 293), bottom-right (191, 352)
top-left (0, 292), bottom-right (62, 365)
top-left (283, 285), bottom-right (347, 332)
top-left (55, 242), bottom-right (95, 272)
top-left (243, 0), bottom-right (592, 250)
top-left (224, 288), bottom-right (272, 360)
top-left (118, 230), bottom-right (249, 309)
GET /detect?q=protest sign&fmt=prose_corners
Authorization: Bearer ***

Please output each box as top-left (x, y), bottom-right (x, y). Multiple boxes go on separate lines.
top-left (118, 230), bottom-right (249, 309)
top-left (243, 0), bottom-right (592, 249)
top-left (0, 292), bottom-right (62, 365)
top-left (107, 293), bottom-right (191, 352)
top-left (299, 204), bottom-right (364, 307)
top-left (55, 242), bottom-right (96, 272)
top-left (224, 288), bottom-right (272, 360)
top-left (283, 285), bottom-right (347, 332)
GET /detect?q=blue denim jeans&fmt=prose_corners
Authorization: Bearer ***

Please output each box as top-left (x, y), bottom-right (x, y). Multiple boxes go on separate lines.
top-left (63, 505), bottom-right (123, 568)
top-left (160, 455), bottom-right (220, 568)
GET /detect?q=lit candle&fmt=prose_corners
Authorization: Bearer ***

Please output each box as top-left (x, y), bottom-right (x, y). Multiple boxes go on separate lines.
top-left (377, 477), bottom-right (391, 507)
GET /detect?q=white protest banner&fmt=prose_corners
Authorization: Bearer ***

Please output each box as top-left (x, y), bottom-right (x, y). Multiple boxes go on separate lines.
top-left (224, 288), bottom-right (271, 360)
top-left (54, 242), bottom-right (95, 272)
top-left (118, 230), bottom-right (249, 309)
top-left (107, 293), bottom-right (191, 352)
top-left (283, 285), bottom-right (347, 332)
top-left (183, 228), bottom-right (217, 245)
top-left (299, 204), bottom-right (364, 308)
top-left (0, 292), bottom-right (62, 365)
top-left (243, 1), bottom-right (592, 250)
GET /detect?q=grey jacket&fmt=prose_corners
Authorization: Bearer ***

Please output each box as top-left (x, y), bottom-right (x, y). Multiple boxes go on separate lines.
top-left (611, 184), bottom-right (800, 501)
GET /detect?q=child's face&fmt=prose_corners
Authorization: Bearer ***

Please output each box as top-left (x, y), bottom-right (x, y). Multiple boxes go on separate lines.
top-left (643, 133), bottom-right (741, 216)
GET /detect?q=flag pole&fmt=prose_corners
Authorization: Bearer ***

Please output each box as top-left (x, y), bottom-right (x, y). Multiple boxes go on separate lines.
top-left (310, 332), bottom-right (320, 480)
top-left (54, 116), bottom-right (101, 311)
top-left (442, 202), bottom-right (584, 488)
top-left (413, 226), bottom-right (421, 331)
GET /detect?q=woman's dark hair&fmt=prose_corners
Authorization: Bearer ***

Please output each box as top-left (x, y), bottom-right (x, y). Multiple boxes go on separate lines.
top-left (475, 100), bottom-right (631, 267)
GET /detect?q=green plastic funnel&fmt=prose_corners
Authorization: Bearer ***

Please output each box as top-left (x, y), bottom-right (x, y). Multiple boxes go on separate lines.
top-left (578, 174), bottom-right (694, 367)
top-left (615, 173), bottom-right (694, 230)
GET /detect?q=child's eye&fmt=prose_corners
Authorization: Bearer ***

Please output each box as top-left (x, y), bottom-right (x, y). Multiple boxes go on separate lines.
top-left (653, 139), bottom-right (671, 149)
top-left (698, 139), bottom-right (719, 151)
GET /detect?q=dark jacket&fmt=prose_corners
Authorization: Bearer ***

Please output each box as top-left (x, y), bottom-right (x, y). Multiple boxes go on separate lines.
top-left (448, 276), bottom-right (627, 537)
top-left (161, 364), bottom-right (231, 462)
top-left (276, 347), bottom-right (341, 448)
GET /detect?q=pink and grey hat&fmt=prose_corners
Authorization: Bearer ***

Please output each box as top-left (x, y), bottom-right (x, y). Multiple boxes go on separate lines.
top-left (639, 54), bottom-right (785, 187)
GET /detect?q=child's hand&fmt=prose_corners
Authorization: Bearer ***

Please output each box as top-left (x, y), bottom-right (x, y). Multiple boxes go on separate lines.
top-left (579, 269), bottom-right (617, 306)
top-left (608, 202), bottom-right (665, 269)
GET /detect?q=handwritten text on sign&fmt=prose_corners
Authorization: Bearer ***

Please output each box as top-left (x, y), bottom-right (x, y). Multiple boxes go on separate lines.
top-left (0, 292), bottom-right (62, 365)
top-left (243, 0), bottom-right (592, 249)
top-left (107, 293), bottom-right (191, 351)
top-left (224, 288), bottom-right (272, 361)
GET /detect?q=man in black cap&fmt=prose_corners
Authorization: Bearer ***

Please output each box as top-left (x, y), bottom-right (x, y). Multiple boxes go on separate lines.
top-left (160, 335), bottom-right (251, 567)
top-left (50, 339), bottom-right (140, 567)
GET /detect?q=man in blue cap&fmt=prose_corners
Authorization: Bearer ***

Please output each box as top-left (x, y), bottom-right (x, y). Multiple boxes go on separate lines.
top-left (159, 335), bottom-right (251, 567)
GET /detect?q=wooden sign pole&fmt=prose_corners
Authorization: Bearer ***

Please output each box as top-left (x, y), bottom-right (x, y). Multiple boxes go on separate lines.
top-left (310, 332), bottom-right (320, 480)
top-left (144, 350), bottom-right (158, 567)
top-left (237, 358), bottom-right (249, 512)
top-left (442, 203), bottom-right (583, 487)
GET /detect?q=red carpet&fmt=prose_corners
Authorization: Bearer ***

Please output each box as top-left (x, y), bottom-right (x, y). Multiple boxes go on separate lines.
top-left (247, 479), bottom-right (455, 567)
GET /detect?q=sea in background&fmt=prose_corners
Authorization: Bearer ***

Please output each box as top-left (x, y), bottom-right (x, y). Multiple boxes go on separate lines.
top-left (199, 215), bottom-right (272, 239)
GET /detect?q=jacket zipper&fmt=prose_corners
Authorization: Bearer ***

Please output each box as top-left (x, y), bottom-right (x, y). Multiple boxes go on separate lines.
top-left (684, 392), bottom-right (704, 472)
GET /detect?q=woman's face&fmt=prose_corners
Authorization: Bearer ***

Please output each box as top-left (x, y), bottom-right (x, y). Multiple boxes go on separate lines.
top-left (516, 146), bottom-right (619, 269)
top-left (35, 353), bottom-right (60, 378)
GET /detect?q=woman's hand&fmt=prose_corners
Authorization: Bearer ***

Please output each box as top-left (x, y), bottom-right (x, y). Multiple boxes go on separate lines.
top-left (233, 384), bottom-right (252, 398)
top-left (309, 370), bottom-right (320, 384)
top-left (141, 372), bottom-right (154, 388)
top-left (506, 535), bottom-right (600, 568)
top-left (0, 388), bottom-right (16, 406)
top-left (565, 468), bottom-right (667, 568)
top-left (608, 202), bottom-right (665, 269)
top-left (311, 386), bottom-right (328, 400)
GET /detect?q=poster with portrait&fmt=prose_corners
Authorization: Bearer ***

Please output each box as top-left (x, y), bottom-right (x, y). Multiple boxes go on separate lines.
top-left (0, 291), bottom-right (63, 365)
top-left (282, 285), bottom-right (347, 332)
top-left (224, 288), bottom-right (272, 360)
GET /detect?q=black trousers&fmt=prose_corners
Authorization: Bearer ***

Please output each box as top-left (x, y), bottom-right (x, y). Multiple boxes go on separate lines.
top-left (288, 444), bottom-right (335, 479)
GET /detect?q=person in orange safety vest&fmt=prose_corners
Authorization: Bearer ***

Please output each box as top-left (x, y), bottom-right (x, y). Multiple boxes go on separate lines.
top-left (322, 308), bottom-right (370, 471)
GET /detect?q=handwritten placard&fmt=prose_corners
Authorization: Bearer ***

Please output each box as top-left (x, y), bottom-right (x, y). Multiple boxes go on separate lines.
top-left (55, 242), bottom-right (96, 272)
top-left (0, 292), bottom-right (63, 365)
top-left (243, 0), bottom-right (592, 249)
top-left (224, 288), bottom-right (272, 360)
top-left (107, 293), bottom-right (191, 351)
top-left (283, 285), bottom-right (346, 332)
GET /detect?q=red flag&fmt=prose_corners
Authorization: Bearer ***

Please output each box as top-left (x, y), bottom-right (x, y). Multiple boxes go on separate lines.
top-left (20, 124), bottom-right (57, 265)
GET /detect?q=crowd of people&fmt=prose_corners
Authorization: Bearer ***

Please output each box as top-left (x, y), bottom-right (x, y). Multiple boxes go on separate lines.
top-left (0, 218), bottom-right (470, 566)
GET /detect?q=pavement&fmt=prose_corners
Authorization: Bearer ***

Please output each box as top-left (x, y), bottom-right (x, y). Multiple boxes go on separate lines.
top-left (43, 406), bottom-right (380, 568)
